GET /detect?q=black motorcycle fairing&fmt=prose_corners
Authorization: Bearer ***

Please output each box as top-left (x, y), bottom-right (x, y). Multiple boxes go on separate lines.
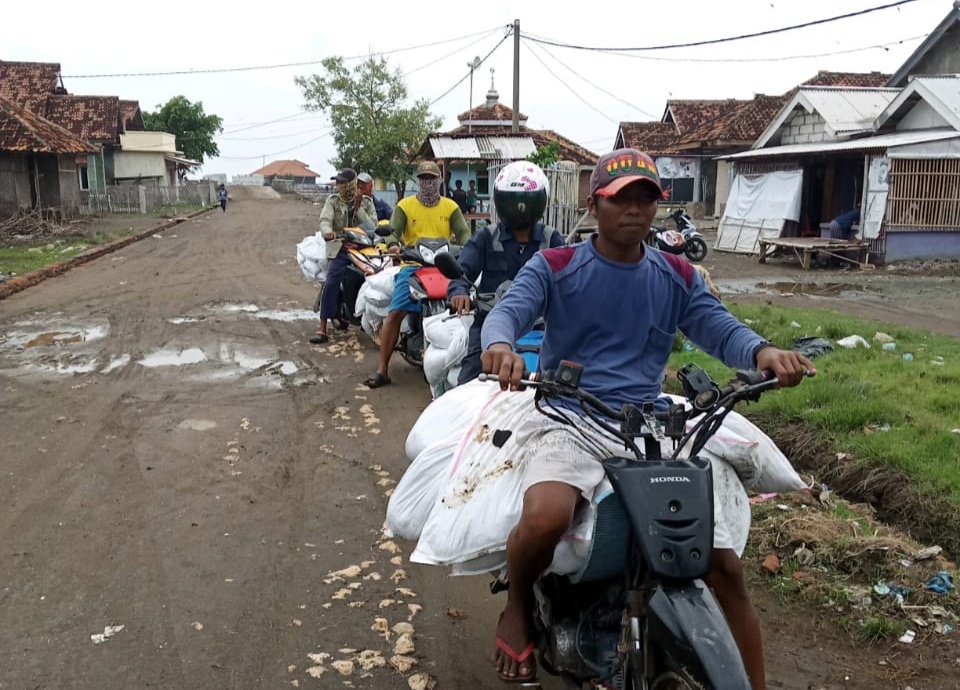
top-left (602, 456), bottom-right (714, 580)
top-left (645, 580), bottom-right (751, 689)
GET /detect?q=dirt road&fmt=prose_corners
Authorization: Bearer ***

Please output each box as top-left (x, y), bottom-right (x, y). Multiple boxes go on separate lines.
top-left (1, 196), bottom-right (956, 689)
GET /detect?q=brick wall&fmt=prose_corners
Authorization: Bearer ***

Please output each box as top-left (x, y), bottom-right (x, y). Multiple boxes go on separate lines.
top-left (781, 110), bottom-right (828, 145)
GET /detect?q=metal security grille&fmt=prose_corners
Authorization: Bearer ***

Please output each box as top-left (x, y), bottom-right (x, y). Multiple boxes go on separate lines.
top-left (886, 158), bottom-right (960, 231)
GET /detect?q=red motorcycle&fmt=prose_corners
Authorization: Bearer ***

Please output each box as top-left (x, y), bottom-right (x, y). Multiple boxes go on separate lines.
top-left (397, 237), bottom-right (460, 368)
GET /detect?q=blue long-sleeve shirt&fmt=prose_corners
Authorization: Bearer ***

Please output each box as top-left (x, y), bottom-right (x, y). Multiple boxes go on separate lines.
top-left (447, 222), bottom-right (564, 299)
top-left (481, 238), bottom-right (767, 408)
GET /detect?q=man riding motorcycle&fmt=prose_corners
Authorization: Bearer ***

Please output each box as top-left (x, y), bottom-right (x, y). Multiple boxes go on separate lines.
top-left (447, 161), bottom-right (563, 385)
top-left (363, 160), bottom-right (470, 388)
top-left (311, 168), bottom-right (378, 344)
top-left (480, 149), bottom-right (815, 687)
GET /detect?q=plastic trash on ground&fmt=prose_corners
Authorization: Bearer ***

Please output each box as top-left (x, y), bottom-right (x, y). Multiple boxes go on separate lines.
top-left (837, 335), bottom-right (870, 349)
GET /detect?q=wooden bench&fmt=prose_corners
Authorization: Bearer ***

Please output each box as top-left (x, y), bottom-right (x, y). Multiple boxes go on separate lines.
top-left (757, 236), bottom-right (870, 270)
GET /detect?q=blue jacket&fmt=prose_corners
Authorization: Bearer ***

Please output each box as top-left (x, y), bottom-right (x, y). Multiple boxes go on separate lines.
top-left (447, 221), bottom-right (564, 299)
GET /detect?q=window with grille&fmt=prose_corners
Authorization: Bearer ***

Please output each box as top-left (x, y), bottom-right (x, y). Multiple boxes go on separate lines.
top-left (886, 158), bottom-right (960, 231)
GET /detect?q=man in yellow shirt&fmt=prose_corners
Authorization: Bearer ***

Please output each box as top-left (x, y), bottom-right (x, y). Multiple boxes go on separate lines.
top-left (364, 161), bottom-right (469, 388)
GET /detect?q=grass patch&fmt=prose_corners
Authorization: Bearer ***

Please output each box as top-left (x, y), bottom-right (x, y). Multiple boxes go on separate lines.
top-left (0, 239), bottom-right (94, 275)
top-left (669, 303), bottom-right (960, 506)
top-left (151, 203), bottom-right (204, 218)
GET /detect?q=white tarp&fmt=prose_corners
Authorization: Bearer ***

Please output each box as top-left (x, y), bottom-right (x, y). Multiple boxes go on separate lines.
top-left (716, 170), bottom-right (803, 254)
top-left (862, 156), bottom-right (890, 240)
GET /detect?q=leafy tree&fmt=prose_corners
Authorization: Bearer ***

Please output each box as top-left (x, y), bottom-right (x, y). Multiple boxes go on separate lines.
top-left (296, 56), bottom-right (441, 197)
top-left (527, 141), bottom-right (561, 168)
top-left (144, 96), bottom-right (223, 173)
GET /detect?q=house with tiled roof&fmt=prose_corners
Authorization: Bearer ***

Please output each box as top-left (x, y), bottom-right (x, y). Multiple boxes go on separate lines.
top-left (718, 4), bottom-right (960, 263)
top-left (415, 76), bottom-right (597, 219)
top-left (614, 72), bottom-right (894, 216)
top-left (0, 96), bottom-right (96, 215)
top-left (0, 60), bottom-right (195, 195)
top-left (251, 159), bottom-right (321, 185)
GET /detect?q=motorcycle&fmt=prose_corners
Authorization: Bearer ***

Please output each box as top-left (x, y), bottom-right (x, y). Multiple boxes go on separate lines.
top-left (388, 235), bottom-right (460, 369)
top-left (424, 253), bottom-right (544, 396)
top-left (478, 362), bottom-right (808, 690)
top-left (649, 209), bottom-right (708, 263)
top-left (669, 208), bottom-right (708, 263)
top-left (312, 227), bottom-right (394, 327)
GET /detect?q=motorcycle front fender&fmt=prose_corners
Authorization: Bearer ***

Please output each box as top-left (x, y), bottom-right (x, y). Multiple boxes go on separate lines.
top-left (646, 580), bottom-right (751, 689)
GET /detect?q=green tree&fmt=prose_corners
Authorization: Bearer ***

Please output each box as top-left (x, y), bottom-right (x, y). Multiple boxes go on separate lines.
top-left (296, 56), bottom-right (441, 197)
top-left (527, 141), bottom-right (560, 168)
top-left (144, 96), bottom-right (223, 171)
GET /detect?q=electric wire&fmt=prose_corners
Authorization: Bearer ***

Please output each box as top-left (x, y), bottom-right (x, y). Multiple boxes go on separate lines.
top-left (519, 0), bottom-right (919, 52)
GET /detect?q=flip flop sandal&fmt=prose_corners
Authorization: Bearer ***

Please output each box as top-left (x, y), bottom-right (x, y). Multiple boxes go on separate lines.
top-left (309, 334), bottom-right (329, 344)
top-left (364, 372), bottom-right (391, 388)
top-left (494, 637), bottom-right (538, 684)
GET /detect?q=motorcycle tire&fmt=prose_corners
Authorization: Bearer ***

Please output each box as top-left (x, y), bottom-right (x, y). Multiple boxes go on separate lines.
top-left (684, 238), bottom-right (708, 263)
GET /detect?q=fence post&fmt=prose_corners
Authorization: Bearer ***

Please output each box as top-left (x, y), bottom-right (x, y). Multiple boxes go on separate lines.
top-left (138, 185), bottom-right (147, 214)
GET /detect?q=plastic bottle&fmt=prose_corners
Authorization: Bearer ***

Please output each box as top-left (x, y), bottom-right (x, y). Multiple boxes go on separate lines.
top-left (902, 353), bottom-right (914, 362)
top-left (882, 342), bottom-right (897, 352)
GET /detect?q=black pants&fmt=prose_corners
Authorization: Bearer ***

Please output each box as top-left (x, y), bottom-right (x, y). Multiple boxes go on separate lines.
top-left (457, 312), bottom-right (485, 385)
top-left (220, 199), bottom-right (227, 212)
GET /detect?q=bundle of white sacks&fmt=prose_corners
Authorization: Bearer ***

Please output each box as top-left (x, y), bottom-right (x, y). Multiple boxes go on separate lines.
top-left (296, 233), bottom-right (328, 282)
top-left (353, 266), bottom-right (401, 340)
top-left (387, 380), bottom-right (808, 578)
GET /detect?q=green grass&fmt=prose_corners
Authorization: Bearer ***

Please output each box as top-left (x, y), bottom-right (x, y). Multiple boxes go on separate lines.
top-left (151, 202), bottom-right (204, 218)
top-left (669, 303), bottom-right (960, 504)
top-left (0, 240), bottom-right (94, 275)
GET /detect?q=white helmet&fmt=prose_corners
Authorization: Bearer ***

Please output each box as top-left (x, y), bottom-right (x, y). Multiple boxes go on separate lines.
top-left (494, 162), bottom-right (549, 231)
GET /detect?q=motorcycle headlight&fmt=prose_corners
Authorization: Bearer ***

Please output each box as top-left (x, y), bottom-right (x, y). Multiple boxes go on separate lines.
top-left (419, 245), bottom-right (436, 265)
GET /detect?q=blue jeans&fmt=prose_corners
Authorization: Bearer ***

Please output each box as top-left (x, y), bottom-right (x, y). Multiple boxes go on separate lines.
top-left (319, 251), bottom-right (351, 321)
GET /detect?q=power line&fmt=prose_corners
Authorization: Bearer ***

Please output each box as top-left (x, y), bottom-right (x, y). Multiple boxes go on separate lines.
top-left (521, 0), bottom-right (920, 52)
top-left (429, 30), bottom-right (512, 106)
top-left (590, 33), bottom-right (928, 63)
top-left (521, 38), bottom-right (658, 119)
top-left (520, 40), bottom-right (619, 126)
top-left (402, 28), bottom-right (503, 77)
top-left (215, 130), bottom-right (335, 160)
top-left (62, 27), bottom-right (505, 79)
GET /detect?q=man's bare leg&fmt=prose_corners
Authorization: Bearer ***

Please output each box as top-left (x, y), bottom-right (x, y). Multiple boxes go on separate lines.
top-left (494, 482), bottom-right (579, 680)
top-left (373, 311), bottom-right (404, 380)
top-left (706, 549), bottom-right (765, 690)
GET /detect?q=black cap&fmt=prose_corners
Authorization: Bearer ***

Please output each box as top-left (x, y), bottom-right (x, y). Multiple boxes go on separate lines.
top-left (331, 168), bottom-right (357, 184)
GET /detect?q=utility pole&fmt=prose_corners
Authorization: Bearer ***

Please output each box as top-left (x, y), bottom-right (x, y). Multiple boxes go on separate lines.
top-left (512, 19), bottom-right (520, 133)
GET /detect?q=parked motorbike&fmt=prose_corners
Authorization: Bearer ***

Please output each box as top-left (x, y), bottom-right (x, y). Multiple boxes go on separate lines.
top-left (478, 362), bottom-right (808, 690)
top-left (669, 208), bottom-right (708, 262)
top-left (312, 227), bottom-right (394, 326)
top-left (649, 209), bottom-right (709, 263)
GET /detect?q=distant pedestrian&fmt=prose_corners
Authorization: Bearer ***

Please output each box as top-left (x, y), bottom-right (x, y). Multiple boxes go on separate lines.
top-left (218, 184), bottom-right (228, 212)
top-left (451, 179), bottom-right (468, 213)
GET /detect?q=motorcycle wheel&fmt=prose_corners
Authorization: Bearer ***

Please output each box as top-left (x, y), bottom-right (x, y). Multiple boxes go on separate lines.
top-left (684, 238), bottom-right (708, 263)
top-left (624, 652), bottom-right (705, 690)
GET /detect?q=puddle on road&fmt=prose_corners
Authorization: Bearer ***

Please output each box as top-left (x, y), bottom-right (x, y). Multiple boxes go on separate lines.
top-left (717, 280), bottom-right (870, 297)
top-left (168, 317), bottom-right (203, 325)
top-left (138, 347), bottom-right (207, 368)
top-left (102, 354), bottom-right (131, 373)
top-left (208, 303), bottom-right (260, 314)
top-left (254, 309), bottom-right (319, 322)
top-left (178, 419), bottom-right (218, 431)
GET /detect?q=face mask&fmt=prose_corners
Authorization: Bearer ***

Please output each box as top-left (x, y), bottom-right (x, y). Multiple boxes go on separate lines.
top-left (337, 180), bottom-right (357, 203)
top-left (416, 177), bottom-right (440, 207)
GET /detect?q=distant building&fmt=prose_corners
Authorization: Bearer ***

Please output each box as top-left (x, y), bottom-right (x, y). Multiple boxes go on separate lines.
top-left (251, 159), bottom-right (321, 185)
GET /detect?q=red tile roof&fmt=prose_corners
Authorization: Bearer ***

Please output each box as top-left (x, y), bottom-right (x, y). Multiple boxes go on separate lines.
top-left (119, 99), bottom-right (144, 131)
top-left (44, 95), bottom-right (121, 143)
top-left (0, 96), bottom-right (96, 154)
top-left (0, 60), bottom-right (61, 113)
top-left (252, 159), bottom-right (321, 177)
top-left (666, 99), bottom-right (744, 138)
top-left (618, 121), bottom-right (681, 155)
top-left (675, 94), bottom-right (789, 147)
top-left (801, 70), bottom-right (891, 87)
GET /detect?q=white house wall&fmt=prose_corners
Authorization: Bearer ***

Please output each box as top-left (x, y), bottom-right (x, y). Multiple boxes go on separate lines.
top-left (897, 100), bottom-right (951, 131)
top-left (113, 151), bottom-right (167, 180)
top-left (781, 111), bottom-right (828, 145)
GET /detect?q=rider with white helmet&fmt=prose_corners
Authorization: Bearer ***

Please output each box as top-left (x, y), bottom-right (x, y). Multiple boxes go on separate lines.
top-left (447, 160), bottom-right (564, 384)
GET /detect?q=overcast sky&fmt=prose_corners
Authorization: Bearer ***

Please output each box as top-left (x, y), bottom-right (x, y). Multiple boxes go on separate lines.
top-left (2, 0), bottom-right (949, 179)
